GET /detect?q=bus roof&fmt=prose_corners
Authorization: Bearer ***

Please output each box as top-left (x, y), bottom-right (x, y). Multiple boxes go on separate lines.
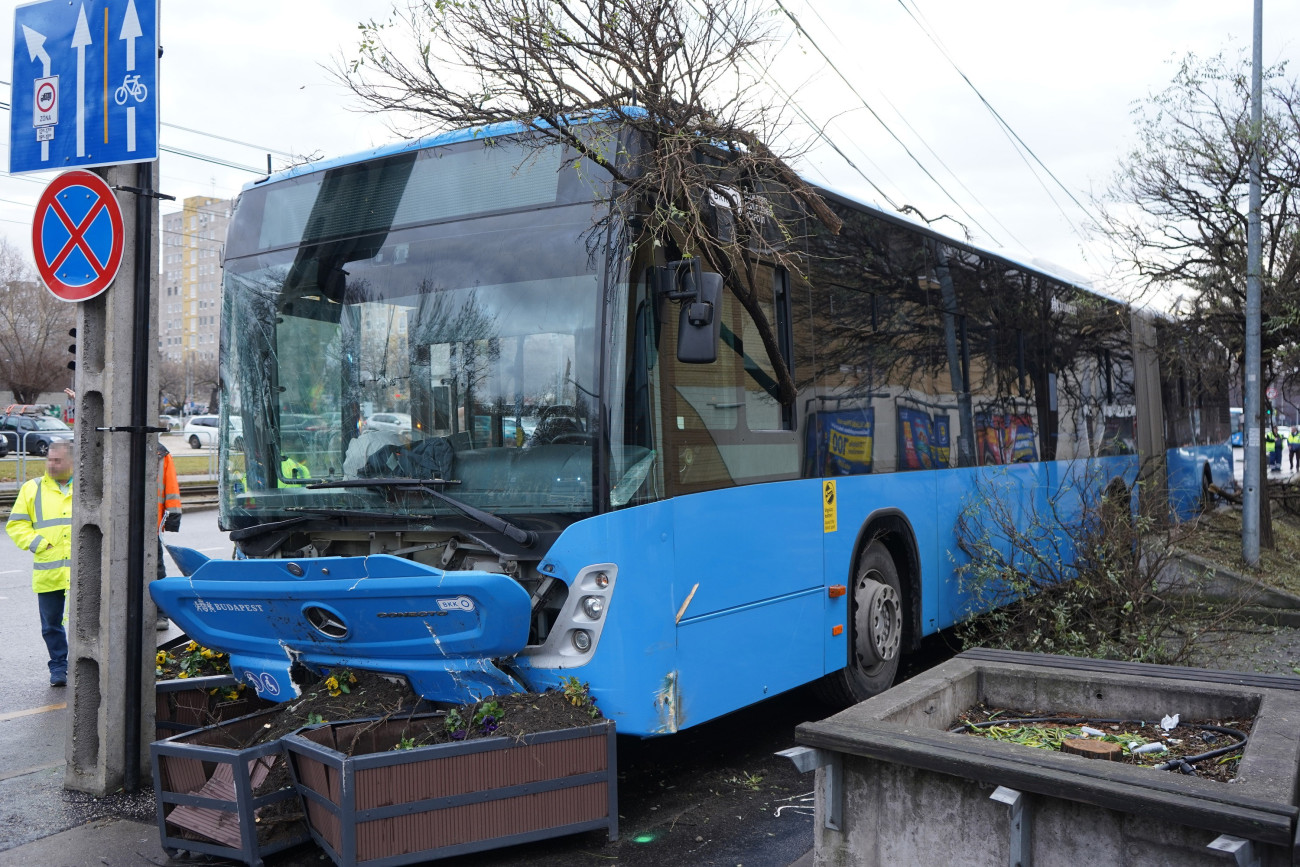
top-left (246, 114), bottom-right (1116, 304)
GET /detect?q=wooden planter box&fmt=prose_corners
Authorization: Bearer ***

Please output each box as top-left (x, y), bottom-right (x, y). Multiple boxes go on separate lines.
top-left (151, 707), bottom-right (311, 867)
top-left (284, 716), bottom-right (618, 866)
top-left (155, 674), bottom-right (274, 741)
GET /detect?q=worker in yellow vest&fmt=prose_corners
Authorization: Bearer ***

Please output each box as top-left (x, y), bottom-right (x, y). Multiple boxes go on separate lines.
top-left (281, 455), bottom-right (311, 487)
top-left (6, 441), bottom-right (73, 687)
top-left (1289, 428), bottom-right (1300, 473)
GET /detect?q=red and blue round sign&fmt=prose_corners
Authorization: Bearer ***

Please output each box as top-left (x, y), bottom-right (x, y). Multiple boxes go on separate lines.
top-left (32, 170), bottom-right (125, 302)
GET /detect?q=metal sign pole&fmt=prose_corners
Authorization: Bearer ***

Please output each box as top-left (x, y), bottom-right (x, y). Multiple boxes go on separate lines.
top-left (1243, 0), bottom-right (1263, 565)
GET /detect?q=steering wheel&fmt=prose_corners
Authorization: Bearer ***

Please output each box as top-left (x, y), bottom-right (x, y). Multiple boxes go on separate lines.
top-left (530, 405), bottom-right (587, 445)
top-left (550, 432), bottom-right (596, 446)
top-left (537, 404), bottom-right (580, 422)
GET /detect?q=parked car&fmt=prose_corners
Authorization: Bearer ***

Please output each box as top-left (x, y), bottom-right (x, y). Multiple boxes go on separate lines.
top-left (0, 412), bottom-right (72, 455)
top-left (362, 412), bottom-right (412, 435)
top-left (159, 414), bottom-right (183, 431)
top-left (183, 414), bottom-right (243, 450)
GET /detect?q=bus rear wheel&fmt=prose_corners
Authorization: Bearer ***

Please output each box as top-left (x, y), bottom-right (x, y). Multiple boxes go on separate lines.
top-left (815, 541), bottom-right (904, 706)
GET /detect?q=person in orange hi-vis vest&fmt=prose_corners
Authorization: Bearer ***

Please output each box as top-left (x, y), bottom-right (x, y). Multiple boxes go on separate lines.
top-left (156, 442), bottom-right (182, 630)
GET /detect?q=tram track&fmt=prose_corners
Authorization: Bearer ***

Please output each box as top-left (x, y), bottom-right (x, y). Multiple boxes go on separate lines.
top-left (0, 481), bottom-right (219, 512)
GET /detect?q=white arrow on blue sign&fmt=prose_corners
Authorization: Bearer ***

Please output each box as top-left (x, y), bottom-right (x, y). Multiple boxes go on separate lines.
top-left (9, 0), bottom-right (158, 175)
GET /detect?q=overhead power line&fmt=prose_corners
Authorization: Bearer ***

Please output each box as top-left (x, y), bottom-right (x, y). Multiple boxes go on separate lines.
top-left (158, 145), bottom-right (262, 174)
top-left (894, 0), bottom-right (1103, 232)
top-left (773, 0), bottom-right (1005, 246)
top-left (798, 2), bottom-right (1026, 250)
top-left (158, 121), bottom-right (294, 159)
top-left (682, 0), bottom-right (905, 210)
top-left (0, 80), bottom-right (294, 158)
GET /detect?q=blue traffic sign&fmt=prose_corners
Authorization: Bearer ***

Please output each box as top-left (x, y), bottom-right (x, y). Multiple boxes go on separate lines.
top-left (9, 0), bottom-right (158, 175)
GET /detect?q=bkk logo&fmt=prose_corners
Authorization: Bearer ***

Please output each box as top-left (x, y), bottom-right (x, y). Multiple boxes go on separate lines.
top-left (437, 596), bottom-right (476, 612)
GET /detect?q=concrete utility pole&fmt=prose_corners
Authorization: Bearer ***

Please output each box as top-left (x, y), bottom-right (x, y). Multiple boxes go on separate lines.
top-left (64, 161), bottom-right (160, 794)
top-left (1243, 0), bottom-right (1263, 565)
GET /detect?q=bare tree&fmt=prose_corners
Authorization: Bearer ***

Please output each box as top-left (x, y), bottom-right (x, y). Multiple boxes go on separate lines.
top-left (0, 241), bottom-right (75, 404)
top-left (1098, 51), bottom-right (1300, 548)
top-left (158, 357), bottom-right (187, 413)
top-left (190, 356), bottom-right (220, 411)
top-left (341, 0), bottom-right (839, 406)
top-left (1100, 52), bottom-right (1300, 379)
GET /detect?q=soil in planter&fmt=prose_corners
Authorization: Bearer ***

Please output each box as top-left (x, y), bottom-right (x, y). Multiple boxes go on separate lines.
top-left (951, 704), bottom-right (1252, 783)
top-left (327, 690), bottom-right (604, 756)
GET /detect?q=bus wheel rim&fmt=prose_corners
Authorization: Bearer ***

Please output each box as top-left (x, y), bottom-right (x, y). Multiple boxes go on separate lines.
top-left (854, 575), bottom-right (901, 669)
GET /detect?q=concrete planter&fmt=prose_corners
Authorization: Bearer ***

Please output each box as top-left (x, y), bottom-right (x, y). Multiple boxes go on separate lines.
top-left (792, 649), bottom-right (1300, 866)
top-left (155, 674), bottom-right (274, 740)
top-left (284, 716), bottom-right (618, 867)
top-left (151, 707), bottom-right (311, 867)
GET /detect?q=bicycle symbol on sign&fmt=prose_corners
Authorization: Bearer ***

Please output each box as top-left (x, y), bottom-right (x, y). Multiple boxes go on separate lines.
top-left (113, 75), bottom-right (148, 106)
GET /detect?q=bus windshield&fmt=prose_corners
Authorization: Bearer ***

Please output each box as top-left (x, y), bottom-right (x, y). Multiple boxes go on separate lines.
top-left (220, 204), bottom-right (606, 525)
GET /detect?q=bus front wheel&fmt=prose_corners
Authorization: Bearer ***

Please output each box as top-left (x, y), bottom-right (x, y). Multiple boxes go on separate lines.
top-left (816, 541), bottom-right (904, 706)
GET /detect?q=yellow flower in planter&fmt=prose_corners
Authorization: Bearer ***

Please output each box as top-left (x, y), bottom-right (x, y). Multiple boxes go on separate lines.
top-left (178, 671), bottom-right (189, 679)
top-left (156, 651), bottom-right (168, 666)
top-left (325, 675), bottom-right (340, 696)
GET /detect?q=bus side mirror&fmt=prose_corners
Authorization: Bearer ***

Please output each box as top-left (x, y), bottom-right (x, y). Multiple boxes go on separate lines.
top-left (654, 261), bottom-right (722, 364)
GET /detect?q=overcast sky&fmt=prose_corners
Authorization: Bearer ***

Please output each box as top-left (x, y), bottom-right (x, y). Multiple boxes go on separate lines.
top-left (2, 0), bottom-right (1298, 299)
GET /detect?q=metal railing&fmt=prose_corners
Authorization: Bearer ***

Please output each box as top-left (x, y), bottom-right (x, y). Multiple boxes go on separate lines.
top-left (0, 481), bottom-right (218, 513)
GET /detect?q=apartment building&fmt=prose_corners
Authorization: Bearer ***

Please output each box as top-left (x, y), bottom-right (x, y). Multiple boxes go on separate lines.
top-left (159, 195), bottom-right (231, 365)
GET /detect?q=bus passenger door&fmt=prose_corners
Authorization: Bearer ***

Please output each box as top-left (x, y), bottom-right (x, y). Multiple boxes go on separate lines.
top-left (658, 267), bottom-right (826, 727)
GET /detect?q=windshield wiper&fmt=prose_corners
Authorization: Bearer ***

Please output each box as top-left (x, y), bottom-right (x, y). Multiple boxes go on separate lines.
top-left (305, 478), bottom-right (538, 548)
top-left (229, 514), bottom-right (319, 542)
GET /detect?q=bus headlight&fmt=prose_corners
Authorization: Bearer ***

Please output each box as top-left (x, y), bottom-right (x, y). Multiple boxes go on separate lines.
top-left (581, 596), bottom-right (605, 619)
top-left (571, 629), bottom-right (592, 652)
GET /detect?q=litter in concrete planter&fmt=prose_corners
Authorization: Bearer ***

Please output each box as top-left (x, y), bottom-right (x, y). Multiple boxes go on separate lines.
top-left (949, 704), bottom-right (1251, 780)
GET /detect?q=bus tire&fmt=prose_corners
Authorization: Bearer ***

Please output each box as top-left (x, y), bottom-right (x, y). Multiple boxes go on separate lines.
top-left (815, 541), bottom-right (904, 706)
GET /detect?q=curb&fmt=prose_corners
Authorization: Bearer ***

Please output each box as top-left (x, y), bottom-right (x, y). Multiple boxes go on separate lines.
top-left (1162, 549), bottom-right (1300, 609)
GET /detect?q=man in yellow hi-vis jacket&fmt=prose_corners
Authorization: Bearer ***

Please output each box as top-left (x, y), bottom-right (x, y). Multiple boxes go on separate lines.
top-left (6, 440), bottom-right (73, 687)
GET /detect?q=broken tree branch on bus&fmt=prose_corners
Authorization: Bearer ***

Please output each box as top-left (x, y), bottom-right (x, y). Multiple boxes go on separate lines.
top-left (338, 0), bottom-right (842, 409)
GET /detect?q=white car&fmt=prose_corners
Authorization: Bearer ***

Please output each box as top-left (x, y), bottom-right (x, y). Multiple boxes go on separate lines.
top-left (183, 414), bottom-right (243, 449)
top-left (363, 412), bottom-right (412, 434)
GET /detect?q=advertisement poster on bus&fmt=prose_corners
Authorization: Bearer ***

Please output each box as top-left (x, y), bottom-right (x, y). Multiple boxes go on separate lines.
top-left (932, 415), bottom-right (951, 468)
top-left (806, 407), bottom-right (874, 475)
top-left (898, 406), bottom-right (934, 470)
top-left (976, 412), bottom-right (1039, 464)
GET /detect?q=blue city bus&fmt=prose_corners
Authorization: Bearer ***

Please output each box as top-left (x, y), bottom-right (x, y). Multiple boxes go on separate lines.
top-left (152, 120), bottom-right (1233, 737)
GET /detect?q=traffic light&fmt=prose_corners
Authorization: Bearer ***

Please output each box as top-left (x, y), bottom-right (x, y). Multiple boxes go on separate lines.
top-left (67, 327), bottom-right (76, 371)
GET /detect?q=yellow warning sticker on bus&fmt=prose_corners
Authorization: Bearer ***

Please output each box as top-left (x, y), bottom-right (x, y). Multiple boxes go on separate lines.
top-left (823, 480), bottom-right (837, 533)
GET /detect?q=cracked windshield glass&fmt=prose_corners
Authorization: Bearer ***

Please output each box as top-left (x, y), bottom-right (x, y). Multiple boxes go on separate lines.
top-left (220, 153), bottom-right (605, 522)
